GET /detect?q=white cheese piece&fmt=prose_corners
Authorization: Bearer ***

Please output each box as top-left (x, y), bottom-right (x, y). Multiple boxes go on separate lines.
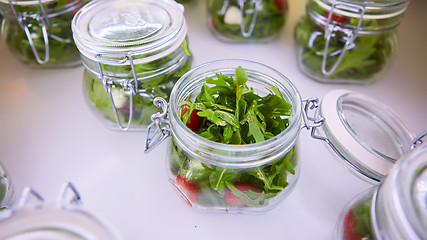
top-left (224, 6), bottom-right (242, 25)
top-left (111, 88), bottom-right (128, 109)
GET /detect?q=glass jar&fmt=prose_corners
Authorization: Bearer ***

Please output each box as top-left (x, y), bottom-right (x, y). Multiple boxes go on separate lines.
top-left (0, 162), bottom-right (14, 210)
top-left (294, 0), bottom-right (409, 84)
top-left (208, 0), bottom-right (288, 42)
top-left (0, 182), bottom-right (121, 239)
top-left (144, 59), bottom-right (326, 213)
top-left (0, 0), bottom-right (85, 68)
top-left (334, 132), bottom-right (427, 240)
top-left (72, 0), bottom-right (192, 131)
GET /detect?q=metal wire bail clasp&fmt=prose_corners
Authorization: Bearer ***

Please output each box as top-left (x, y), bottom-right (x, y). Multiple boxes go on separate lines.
top-left (58, 182), bottom-right (82, 208)
top-left (239, 0), bottom-right (262, 37)
top-left (321, 1), bottom-right (365, 76)
top-left (9, 0), bottom-right (50, 64)
top-left (95, 53), bottom-right (139, 131)
top-left (302, 98), bottom-right (324, 130)
top-left (145, 97), bottom-right (171, 153)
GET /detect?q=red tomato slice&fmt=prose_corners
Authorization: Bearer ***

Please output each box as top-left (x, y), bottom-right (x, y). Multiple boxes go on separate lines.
top-left (343, 209), bottom-right (364, 240)
top-left (274, 0), bottom-right (288, 11)
top-left (323, 11), bottom-right (349, 24)
top-left (182, 104), bottom-right (202, 132)
top-left (173, 174), bottom-right (199, 206)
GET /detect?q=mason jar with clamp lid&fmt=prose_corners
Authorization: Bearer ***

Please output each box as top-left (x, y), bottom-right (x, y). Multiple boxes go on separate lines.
top-left (72, 0), bottom-right (192, 131)
top-left (143, 59), bottom-right (423, 213)
top-left (0, 182), bottom-right (122, 239)
top-left (0, 0), bottom-right (85, 68)
top-left (144, 59), bottom-right (325, 213)
top-left (333, 131), bottom-right (427, 240)
top-left (208, 0), bottom-right (288, 42)
top-left (294, 0), bottom-right (409, 84)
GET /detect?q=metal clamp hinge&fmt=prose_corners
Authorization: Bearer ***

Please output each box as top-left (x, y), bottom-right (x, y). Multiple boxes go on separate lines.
top-left (95, 54), bottom-right (139, 131)
top-left (239, 0), bottom-right (263, 38)
top-left (58, 182), bottom-right (82, 208)
top-left (302, 98), bottom-right (324, 130)
top-left (9, 0), bottom-right (50, 64)
top-left (217, 0), bottom-right (263, 38)
top-left (145, 97), bottom-right (171, 153)
top-left (321, 1), bottom-right (365, 76)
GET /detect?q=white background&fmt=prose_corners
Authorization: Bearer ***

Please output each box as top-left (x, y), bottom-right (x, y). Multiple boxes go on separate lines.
top-left (0, 0), bottom-right (426, 239)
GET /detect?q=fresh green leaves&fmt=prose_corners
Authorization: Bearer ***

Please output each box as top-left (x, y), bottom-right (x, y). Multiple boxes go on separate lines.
top-left (180, 38), bottom-right (191, 56)
top-left (86, 50), bottom-right (192, 128)
top-left (171, 66), bottom-right (297, 209)
top-left (182, 66), bottom-right (292, 145)
top-left (208, 0), bottom-right (287, 41)
top-left (294, 15), bottom-right (396, 81)
top-left (353, 196), bottom-right (373, 238)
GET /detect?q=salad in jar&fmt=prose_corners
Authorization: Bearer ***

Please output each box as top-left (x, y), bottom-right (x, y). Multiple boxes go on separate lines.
top-left (0, 0), bottom-right (85, 67)
top-left (208, 0), bottom-right (288, 42)
top-left (339, 190), bottom-right (373, 240)
top-left (84, 40), bottom-right (192, 129)
top-left (168, 66), bottom-right (298, 210)
top-left (294, 3), bottom-right (399, 83)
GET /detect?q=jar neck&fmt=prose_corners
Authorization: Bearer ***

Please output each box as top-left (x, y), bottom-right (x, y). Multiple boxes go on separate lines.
top-left (307, 0), bottom-right (408, 34)
top-left (372, 144), bottom-right (427, 239)
top-left (168, 60), bottom-right (302, 169)
top-left (82, 45), bottom-right (190, 82)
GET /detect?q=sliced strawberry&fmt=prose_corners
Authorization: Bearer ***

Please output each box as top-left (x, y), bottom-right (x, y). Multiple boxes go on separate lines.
top-left (274, 0), bottom-right (288, 11)
top-left (173, 174), bottom-right (199, 206)
top-left (323, 11), bottom-right (349, 25)
top-left (343, 209), bottom-right (364, 240)
top-left (225, 182), bottom-right (261, 207)
top-left (181, 104), bottom-right (203, 132)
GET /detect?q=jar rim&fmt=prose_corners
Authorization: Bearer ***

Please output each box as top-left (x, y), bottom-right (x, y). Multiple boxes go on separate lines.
top-left (0, 205), bottom-right (120, 239)
top-left (169, 59), bottom-right (303, 168)
top-left (313, 0), bottom-right (409, 19)
top-left (71, 0), bottom-right (186, 63)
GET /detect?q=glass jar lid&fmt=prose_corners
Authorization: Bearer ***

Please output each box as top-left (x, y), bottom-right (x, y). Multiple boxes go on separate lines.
top-left (72, 0), bottom-right (187, 63)
top-left (0, 183), bottom-right (120, 240)
top-left (318, 89), bottom-right (415, 183)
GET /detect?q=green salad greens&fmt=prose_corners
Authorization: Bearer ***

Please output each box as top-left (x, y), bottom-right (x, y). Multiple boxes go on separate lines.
top-left (343, 193), bottom-right (373, 240)
top-left (85, 46), bottom-right (192, 129)
top-left (208, 0), bottom-right (288, 41)
top-left (294, 15), bottom-right (397, 82)
top-left (0, 175), bottom-right (7, 207)
top-left (169, 66), bottom-right (297, 210)
top-left (1, 0), bottom-right (84, 67)
top-left (176, 0), bottom-right (195, 6)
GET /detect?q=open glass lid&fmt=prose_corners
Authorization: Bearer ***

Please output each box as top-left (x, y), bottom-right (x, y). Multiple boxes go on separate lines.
top-left (0, 183), bottom-right (121, 240)
top-left (313, 89), bottom-right (416, 183)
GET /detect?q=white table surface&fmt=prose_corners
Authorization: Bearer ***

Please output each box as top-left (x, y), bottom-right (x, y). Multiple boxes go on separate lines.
top-left (0, 0), bottom-right (426, 239)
